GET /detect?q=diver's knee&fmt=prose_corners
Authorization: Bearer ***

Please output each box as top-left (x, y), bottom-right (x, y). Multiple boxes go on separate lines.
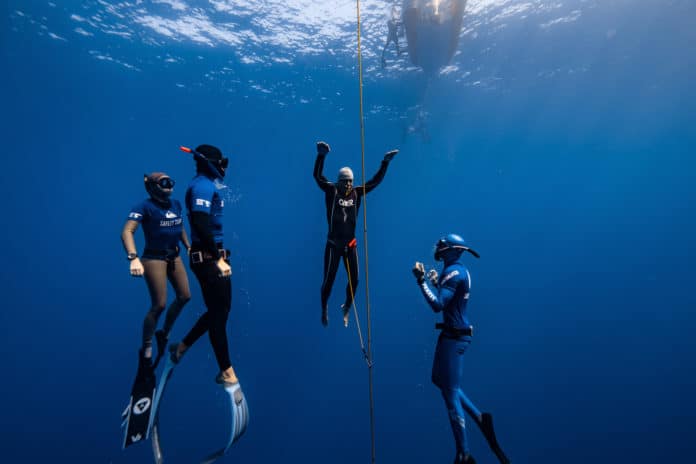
top-left (448, 408), bottom-right (467, 428)
top-left (144, 310), bottom-right (159, 326)
top-left (438, 387), bottom-right (458, 406)
top-left (151, 302), bottom-right (166, 314)
top-left (177, 293), bottom-right (191, 304)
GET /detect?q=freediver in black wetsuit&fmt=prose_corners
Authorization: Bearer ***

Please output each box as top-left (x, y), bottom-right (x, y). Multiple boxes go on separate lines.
top-left (313, 141), bottom-right (398, 327)
top-left (381, 6), bottom-right (403, 68)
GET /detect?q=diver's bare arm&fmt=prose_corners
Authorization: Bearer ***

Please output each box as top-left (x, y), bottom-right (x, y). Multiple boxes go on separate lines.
top-left (121, 220), bottom-right (139, 256)
top-left (180, 227), bottom-right (191, 252)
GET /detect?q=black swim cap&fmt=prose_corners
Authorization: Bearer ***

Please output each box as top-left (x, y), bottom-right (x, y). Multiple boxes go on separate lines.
top-left (194, 144), bottom-right (229, 178)
top-left (195, 144), bottom-right (223, 161)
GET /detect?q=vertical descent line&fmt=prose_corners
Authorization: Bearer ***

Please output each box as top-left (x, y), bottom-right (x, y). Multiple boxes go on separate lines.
top-left (356, 1), bottom-right (376, 463)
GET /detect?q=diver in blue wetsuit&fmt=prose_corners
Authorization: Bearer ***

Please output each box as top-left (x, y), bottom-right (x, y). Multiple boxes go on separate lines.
top-left (412, 234), bottom-right (511, 464)
top-left (149, 145), bottom-right (249, 462)
top-left (169, 145), bottom-right (238, 386)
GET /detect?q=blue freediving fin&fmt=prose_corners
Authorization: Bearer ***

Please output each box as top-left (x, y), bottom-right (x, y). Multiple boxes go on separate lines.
top-left (149, 350), bottom-right (178, 464)
top-left (121, 355), bottom-right (156, 449)
top-left (199, 382), bottom-right (250, 464)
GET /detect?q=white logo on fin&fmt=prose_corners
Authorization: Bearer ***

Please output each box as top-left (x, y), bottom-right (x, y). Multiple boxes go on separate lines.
top-left (133, 398), bottom-right (151, 415)
top-left (131, 433), bottom-right (142, 442)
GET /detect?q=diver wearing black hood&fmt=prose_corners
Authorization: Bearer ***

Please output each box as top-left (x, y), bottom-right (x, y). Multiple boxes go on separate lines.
top-left (313, 141), bottom-right (398, 327)
top-left (169, 144), bottom-right (239, 386)
top-left (121, 172), bottom-right (192, 366)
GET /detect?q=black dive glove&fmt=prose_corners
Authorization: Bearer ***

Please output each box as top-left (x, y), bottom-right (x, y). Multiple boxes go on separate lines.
top-left (412, 262), bottom-right (425, 283)
top-left (317, 141), bottom-right (330, 156)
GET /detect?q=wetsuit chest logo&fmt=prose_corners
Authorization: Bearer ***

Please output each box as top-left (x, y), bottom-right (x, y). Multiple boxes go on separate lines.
top-left (338, 198), bottom-right (354, 207)
top-left (160, 217), bottom-right (182, 227)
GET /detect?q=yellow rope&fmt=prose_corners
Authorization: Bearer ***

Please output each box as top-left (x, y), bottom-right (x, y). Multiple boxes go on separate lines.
top-left (343, 254), bottom-right (370, 365)
top-left (355, 1), bottom-right (376, 462)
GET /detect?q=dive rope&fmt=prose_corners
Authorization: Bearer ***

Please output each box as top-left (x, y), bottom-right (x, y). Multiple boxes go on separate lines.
top-left (355, 1), bottom-right (376, 463)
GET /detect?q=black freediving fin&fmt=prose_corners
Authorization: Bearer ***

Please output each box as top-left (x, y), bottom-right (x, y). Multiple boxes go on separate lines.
top-left (479, 412), bottom-right (511, 464)
top-left (122, 353), bottom-right (156, 449)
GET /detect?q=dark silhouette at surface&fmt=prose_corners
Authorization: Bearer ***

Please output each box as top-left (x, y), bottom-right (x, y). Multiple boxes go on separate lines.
top-left (381, 6), bottom-right (404, 68)
top-left (402, 0), bottom-right (467, 73)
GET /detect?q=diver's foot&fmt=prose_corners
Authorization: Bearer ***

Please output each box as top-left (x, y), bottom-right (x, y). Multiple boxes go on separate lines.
top-left (137, 349), bottom-right (154, 376)
top-left (155, 329), bottom-right (168, 356)
top-left (480, 413), bottom-right (511, 464)
top-left (341, 304), bottom-right (350, 327)
top-left (139, 346), bottom-right (153, 360)
top-left (138, 348), bottom-right (153, 365)
top-left (215, 367), bottom-right (239, 386)
top-left (321, 307), bottom-right (329, 327)
top-left (168, 342), bottom-right (187, 364)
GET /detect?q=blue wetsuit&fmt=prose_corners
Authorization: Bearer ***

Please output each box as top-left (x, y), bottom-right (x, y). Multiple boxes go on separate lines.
top-left (418, 259), bottom-right (482, 458)
top-left (181, 174), bottom-right (232, 372)
top-left (185, 175), bottom-right (225, 246)
top-left (127, 199), bottom-right (184, 258)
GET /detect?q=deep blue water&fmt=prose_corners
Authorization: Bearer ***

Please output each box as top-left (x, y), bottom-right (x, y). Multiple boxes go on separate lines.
top-left (1, 1), bottom-right (695, 463)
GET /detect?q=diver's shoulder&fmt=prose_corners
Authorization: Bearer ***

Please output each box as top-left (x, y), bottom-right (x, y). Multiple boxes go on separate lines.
top-left (188, 174), bottom-right (215, 189)
top-left (443, 263), bottom-right (468, 280)
top-left (138, 197), bottom-right (158, 211)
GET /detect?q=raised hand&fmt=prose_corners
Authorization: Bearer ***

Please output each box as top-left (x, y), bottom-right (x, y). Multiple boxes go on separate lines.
top-left (412, 261), bottom-right (425, 283)
top-left (427, 269), bottom-right (438, 286)
top-left (317, 141), bottom-right (331, 156)
top-left (383, 149), bottom-right (398, 162)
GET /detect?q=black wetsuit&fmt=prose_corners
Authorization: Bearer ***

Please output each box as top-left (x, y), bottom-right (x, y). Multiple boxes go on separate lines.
top-left (382, 19), bottom-right (402, 65)
top-left (181, 173), bottom-right (232, 372)
top-left (313, 153), bottom-right (390, 310)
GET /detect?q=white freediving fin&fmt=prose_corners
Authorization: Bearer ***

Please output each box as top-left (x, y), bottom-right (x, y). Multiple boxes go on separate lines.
top-left (199, 382), bottom-right (250, 464)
